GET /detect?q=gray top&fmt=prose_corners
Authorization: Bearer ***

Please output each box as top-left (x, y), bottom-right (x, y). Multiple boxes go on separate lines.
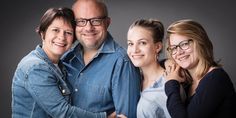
top-left (137, 76), bottom-right (171, 118)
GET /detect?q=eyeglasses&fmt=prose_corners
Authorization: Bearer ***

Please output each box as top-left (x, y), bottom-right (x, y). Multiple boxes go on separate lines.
top-left (167, 39), bottom-right (193, 55)
top-left (75, 16), bottom-right (107, 27)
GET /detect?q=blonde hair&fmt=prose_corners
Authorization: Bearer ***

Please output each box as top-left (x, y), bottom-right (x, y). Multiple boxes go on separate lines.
top-left (166, 19), bottom-right (219, 78)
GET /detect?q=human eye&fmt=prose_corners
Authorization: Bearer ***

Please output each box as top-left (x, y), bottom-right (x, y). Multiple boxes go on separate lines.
top-left (76, 19), bottom-right (86, 26)
top-left (171, 46), bottom-right (177, 50)
top-left (91, 19), bottom-right (102, 25)
top-left (52, 28), bottom-right (59, 32)
top-left (180, 41), bottom-right (190, 49)
top-left (168, 46), bottom-right (177, 52)
top-left (140, 41), bottom-right (147, 45)
top-left (65, 31), bottom-right (73, 36)
top-left (127, 42), bottom-right (133, 46)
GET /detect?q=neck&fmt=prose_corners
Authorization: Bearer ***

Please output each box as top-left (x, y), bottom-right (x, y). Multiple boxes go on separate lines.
top-left (141, 63), bottom-right (164, 91)
top-left (42, 46), bottom-right (60, 64)
top-left (141, 63), bottom-right (164, 81)
top-left (83, 48), bottom-right (98, 65)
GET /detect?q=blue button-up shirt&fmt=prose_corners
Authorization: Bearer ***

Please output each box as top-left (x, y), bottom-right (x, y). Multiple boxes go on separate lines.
top-left (12, 45), bottom-right (106, 118)
top-left (62, 33), bottom-right (141, 118)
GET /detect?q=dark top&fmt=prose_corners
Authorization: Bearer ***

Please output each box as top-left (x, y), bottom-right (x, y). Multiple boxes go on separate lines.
top-left (165, 68), bottom-right (236, 118)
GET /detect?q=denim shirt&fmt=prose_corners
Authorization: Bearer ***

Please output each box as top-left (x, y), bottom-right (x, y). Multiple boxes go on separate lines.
top-left (137, 76), bottom-right (171, 118)
top-left (62, 33), bottom-right (141, 118)
top-left (12, 45), bottom-right (106, 118)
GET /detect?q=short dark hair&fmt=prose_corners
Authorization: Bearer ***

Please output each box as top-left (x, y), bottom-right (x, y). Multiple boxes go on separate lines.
top-left (36, 7), bottom-right (75, 39)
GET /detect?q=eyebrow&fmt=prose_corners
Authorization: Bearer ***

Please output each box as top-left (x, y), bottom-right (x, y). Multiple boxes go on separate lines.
top-left (75, 16), bottom-right (106, 20)
top-left (50, 27), bottom-right (73, 32)
top-left (170, 40), bottom-right (189, 46)
top-left (127, 38), bottom-right (148, 42)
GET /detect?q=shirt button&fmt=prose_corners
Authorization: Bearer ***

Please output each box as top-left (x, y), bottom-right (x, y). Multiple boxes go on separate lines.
top-left (75, 88), bottom-right (78, 92)
top-left (62, 89), bottom-right (66, 94)
top-left (80, 73), bottom-right (83, 76)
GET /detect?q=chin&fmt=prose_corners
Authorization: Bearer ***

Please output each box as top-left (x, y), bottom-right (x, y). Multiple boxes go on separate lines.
top-left (178, 64), bottom-right (188, 69)
top-left (132, 62), bottom-right (142, 67)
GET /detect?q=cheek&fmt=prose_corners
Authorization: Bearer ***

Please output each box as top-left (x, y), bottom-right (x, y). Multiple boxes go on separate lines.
top-left (98, 26), bottom-right (107, 33)
top-left (186, 48), bottom-right (193, 53)
top-left (127, 48), bottom-right (131, 57)
top-left (67, 40), bottom-right (73, 46)
top-left (75, 27), bottom-right (82, 33)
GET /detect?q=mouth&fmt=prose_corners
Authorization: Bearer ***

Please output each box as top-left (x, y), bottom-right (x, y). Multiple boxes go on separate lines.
top-left (178, 55), bottom-right (189, 61)
top-left (82, 32), bottom-right (97, 37)
top-left (53, 42), bottom-right (67, 47)
top-left (131, 54), bottom-right (144, 59)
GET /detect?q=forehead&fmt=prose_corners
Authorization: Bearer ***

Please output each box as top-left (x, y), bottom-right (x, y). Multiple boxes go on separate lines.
top-left (73, 1), bottom-right (105, 19)
top-left (48, 18), bottom-right (73, 30)
top-left (128, 26), bottom-right (153, 41)
top-left (169, 34), bottom-right (189, 45)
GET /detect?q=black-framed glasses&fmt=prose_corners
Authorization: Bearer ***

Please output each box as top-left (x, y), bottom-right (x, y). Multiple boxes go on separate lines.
top-left (167, 39), bottom-right (193, 55)
top-left (75, 16), bottom-right (107, 27)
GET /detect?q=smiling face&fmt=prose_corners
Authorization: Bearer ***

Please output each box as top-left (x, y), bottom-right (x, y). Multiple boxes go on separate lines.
top-left (73, 0), bottom-right (110, 51)
top-left (169, 34), bottom-right (199, 70)
top-left (41, 18), bottom-right (74, 63)
top-left (127, 26), bottom-right (161, 68)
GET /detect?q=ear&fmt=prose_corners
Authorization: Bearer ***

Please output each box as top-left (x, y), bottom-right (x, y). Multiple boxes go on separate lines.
top-left (155, 42), bottom-right (163, 53)
top-left (40, 32), bottom-right (45, 40)
top-left (105, 17), bottom-right (111, 28)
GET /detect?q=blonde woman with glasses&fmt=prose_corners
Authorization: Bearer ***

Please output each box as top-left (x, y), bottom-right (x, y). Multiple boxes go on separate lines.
top-left (164, 19), bottom-right (236, 118)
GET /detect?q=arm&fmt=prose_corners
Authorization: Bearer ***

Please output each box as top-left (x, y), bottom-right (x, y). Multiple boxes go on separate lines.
top-left (112, 59), bottom-right (141, 118)
top-left (165, 80), bottom-right (187, 118)
top-left (26, 64), bottom-right (106, 118)
top-left (165, 69), bottom-right (232, 118)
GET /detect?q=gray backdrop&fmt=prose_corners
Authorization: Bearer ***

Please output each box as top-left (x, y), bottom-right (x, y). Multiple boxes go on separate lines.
top-left (1, 0), bottom-right (235, 117)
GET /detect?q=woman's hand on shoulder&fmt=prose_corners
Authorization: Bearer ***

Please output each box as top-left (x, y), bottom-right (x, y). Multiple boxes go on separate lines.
top-left (164, 61), bottom-right (185, 83)
top-left (117, 114), bottom-right (127, 118)
top-left (107, 112), bottom-right (127, 118)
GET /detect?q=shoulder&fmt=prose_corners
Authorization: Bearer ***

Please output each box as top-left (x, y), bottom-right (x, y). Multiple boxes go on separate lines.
top-left (107, 39), bottom-right (130, 62)
top-left (17, 51), bottom-right (52, 73)
top-left (204, 68), bottom-right (231, 83)
top-left (115, 45), bottom-right (130, 61)
top-left (200, 68), bottom-right (234, 92)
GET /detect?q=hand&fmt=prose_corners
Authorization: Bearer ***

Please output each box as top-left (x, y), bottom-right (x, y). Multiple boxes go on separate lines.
top-left (107, 112), bottom-right (116, 118)
top-left (164, 59), bottom-right (175, 69)
top-left (164, 62), bottom-right (185, 83)
top-left (117, 114), bottom-right (127, 118)
top-left (107, 112), bottom-right (127, 118)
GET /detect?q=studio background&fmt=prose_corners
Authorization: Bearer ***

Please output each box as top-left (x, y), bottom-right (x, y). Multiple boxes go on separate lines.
top-left (1, 0), bottom-right (235, 117)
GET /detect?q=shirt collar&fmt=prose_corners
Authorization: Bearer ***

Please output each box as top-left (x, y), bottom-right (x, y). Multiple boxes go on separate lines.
top-left (61, 32), bottom-right (117, 61)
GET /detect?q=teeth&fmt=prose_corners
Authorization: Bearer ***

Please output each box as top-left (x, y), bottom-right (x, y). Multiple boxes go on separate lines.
top-left (132, 55), bottom-right (143, 59)
top-left (54, 42), bottom-right (66, 47)
top-left (179, 56), bottom-right (188, 61)
top-left (84, 33), bottom-right (96, 36)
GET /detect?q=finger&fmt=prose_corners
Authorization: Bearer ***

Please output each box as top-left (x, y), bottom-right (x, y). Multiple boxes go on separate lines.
top-left (168, 65), bottom-right (173, 72)
top-left (172, 63), bottom-right (176, 70)
top-left (175, 64), bottom-right (181, 71)
top-left (117, 114), bottom-right (127, 118)
top-left (163, 70), bottom-right (167, 77)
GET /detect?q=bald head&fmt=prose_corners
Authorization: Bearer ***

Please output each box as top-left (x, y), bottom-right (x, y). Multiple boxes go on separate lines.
top-left (72, 0), bottom-right (108, 18)
top-left (71, 0), bottom-right (111, 50)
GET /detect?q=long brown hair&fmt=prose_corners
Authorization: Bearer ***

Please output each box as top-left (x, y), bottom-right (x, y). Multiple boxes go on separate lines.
top-left (166, 19), bottom-right (219, 78)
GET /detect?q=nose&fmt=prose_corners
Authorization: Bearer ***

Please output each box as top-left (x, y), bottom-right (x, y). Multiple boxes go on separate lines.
top-left (133, 44), bottom-right (140, 53)
top-left (58, 31), bottom-right (66, 40)
top-left (84, 21), bottom-right (94, 30)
